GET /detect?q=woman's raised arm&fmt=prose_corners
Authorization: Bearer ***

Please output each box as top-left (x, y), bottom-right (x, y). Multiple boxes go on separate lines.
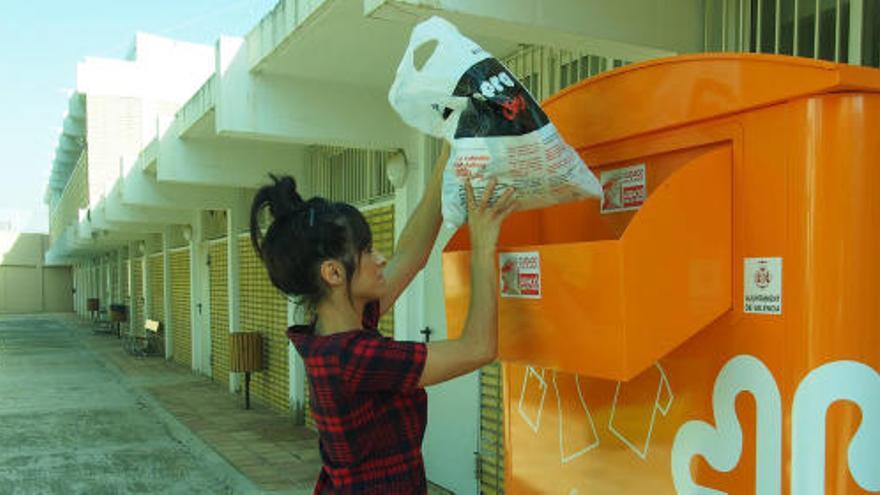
top-left (379, 142), bottom-right (450, 314)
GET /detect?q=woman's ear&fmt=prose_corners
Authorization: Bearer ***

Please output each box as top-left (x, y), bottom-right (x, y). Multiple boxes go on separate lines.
top-left (319, 260), bottom-right (345, 287)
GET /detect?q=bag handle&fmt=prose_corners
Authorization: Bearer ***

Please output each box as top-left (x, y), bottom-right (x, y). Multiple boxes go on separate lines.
top-left (395, 17), bottom-right (464, 83)
top-left (389, 17), bottom-right (484, 138)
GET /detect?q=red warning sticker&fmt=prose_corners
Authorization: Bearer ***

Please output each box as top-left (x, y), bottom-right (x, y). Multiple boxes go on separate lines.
top-left (600, 164), bottom-right (646, 214)
top-left (500, 251), bottom-right (541, 299)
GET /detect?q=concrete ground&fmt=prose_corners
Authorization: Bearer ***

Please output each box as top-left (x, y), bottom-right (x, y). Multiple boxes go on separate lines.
top-left (0, 314), bottom-right (263, 494)
top-left (0, 314), bottom-right (454, 495)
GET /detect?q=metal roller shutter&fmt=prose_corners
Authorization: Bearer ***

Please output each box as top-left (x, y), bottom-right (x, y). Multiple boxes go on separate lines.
top-left (170, 248), bottom-right (191, 368)
top-left (479, 363), bottom-right (505, 494)
top-left (209, 239), bottom-right (230, 384)
top-left (704, 0), bottom-right (880, 68)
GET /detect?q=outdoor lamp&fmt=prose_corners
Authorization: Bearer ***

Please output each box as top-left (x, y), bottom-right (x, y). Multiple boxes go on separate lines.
top-left (386, 150), bottom-right (408, 188)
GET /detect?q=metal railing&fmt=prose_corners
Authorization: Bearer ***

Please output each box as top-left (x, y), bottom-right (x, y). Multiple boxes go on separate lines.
top-left (307, 146), bottom-right (394, 206)
top-left (705, 0), bottom-right (880, 66)
top-left (49, 150), bottom-right (88, 244)
top-left (502, 45), bottom-right (636, 101)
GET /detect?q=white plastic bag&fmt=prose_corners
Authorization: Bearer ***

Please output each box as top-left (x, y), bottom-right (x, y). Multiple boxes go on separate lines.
top-left (388, 16), bottom-right (602, 228)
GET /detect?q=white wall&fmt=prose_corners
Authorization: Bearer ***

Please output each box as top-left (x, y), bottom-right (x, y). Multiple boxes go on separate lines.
top-left (0, 233), bottom-right (73, 314)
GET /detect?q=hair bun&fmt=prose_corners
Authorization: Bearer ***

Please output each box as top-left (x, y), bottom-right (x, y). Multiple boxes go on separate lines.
top-left (268, 174), bottom-right (305, 219)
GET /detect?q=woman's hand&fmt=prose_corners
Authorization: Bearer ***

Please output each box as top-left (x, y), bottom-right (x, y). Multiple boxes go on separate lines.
top-left (419, 176), bottom-right (516, 388)
top-left (465, 177), bottom-right (517, 252)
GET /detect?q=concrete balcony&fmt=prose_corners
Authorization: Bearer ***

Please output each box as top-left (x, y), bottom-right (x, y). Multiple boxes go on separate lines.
top-left (365, 0), bottom-right (702, 58)
top-left (175, 74), bottom-right (218, 139)
top-left (246, 0), bottom-right (330, 71)
top-left (49, 150), bottom-right (88, 245)
top-left (46, 94), bottom-right (87, 208)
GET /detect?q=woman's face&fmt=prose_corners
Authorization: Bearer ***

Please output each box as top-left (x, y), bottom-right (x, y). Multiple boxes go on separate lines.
top-left (350, 247), bottom-right (387, 302)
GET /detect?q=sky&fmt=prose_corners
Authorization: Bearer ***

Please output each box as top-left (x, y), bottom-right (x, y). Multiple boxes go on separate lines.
top-left (0, 0), bottom-right (278, 233)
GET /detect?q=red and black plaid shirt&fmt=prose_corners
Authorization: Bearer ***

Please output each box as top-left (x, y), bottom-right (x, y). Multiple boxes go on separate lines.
top-left (287, 302), bottom-right (428, 494)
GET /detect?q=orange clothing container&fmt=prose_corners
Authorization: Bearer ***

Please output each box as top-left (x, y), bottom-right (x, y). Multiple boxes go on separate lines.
top-left (442, 54), bottom-right (880, 493)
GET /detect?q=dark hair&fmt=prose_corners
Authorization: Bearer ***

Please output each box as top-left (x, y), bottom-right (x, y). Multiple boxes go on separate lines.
top-left (249, 174), bottom-right (372, 312)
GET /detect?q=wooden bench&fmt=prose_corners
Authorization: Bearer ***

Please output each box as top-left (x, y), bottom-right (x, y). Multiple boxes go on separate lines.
top-left (92, 307), bottom-right (113, 334)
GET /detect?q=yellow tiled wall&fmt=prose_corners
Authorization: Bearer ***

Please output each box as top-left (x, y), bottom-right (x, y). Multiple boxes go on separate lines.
top-left (239, 235), bottom-right (289, 413)
top-left (122, 258), bottom-right (129, 307)
top-left (209, 240), bottom-right (230, 384)
top-left (170, 249), bottom-right (191, 368)
top-left (148, 254), bottom-right (164, 323)
top-left (130, 257), bottom-right (144, 335)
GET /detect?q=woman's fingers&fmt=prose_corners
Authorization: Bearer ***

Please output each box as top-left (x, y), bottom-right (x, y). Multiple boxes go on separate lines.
top-left (495, 187), bottom-right (515, 206)
top-left (464, 179), bottom-right (477, 212)
top-left (467, 177), bottom-right (516, 221)
top-left (480, 177), bottom-right (498, 210)
top-left (492, 188), bottom-right (517, 219)
top-left (490, 187), bottom-right (515, 210)
top-left (497, 197), bottom-right (519, 220)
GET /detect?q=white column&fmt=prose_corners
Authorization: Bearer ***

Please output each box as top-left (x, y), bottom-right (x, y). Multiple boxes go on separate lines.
top-left (128, 242), bottom-right (138, 334)
top-left (393, 132), bottom-right (431, 343)
top-left (227, 188), bottom-right (250, 393)
top-left (288, 299), bottom-right (307, 423)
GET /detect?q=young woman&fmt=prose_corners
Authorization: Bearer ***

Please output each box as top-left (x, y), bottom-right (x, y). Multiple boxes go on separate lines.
top-left (249, 145), bottom-right (517, 494)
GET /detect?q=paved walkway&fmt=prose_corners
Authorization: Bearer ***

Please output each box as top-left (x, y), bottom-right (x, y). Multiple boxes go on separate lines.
top-left (0, 314), bottom-right (453, 494)
top-left (0, 314), bottom-right (259, 494)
